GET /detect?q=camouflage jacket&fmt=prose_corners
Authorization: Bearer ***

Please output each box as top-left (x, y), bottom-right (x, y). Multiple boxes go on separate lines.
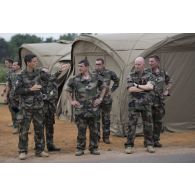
top-left (15, 68), bottom-right (44, 109)
top-left (8, 70), bottom-right (21, 100)
top-left (127, 68), bottom-right (155, 109)
top-left (65, 72), bottom-right (107, 116)
top-left (41, 73), bottom-right (59, 113)
top-left (94, 68), bottom-right (120, 103)
top-left (152, 68), bottom-right (171, 95)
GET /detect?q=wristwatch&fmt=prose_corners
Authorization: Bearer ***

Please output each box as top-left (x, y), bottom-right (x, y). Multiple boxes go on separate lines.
top-left (99, 97), bottom-right (103, 102)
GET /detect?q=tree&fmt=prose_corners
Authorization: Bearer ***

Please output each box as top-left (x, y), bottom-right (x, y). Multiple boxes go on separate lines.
top-left (59, 33), bottom-right (79, 41)
top-left (9, 34), bottom-right (43, 59)
top-left (44, 37), bottom-right (55, 43)
top-left (0, 38), bottom-right (10, 62)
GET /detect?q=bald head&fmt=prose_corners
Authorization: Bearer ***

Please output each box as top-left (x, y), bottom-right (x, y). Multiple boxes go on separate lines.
top-left (134, 57), bottom-right (145, 72)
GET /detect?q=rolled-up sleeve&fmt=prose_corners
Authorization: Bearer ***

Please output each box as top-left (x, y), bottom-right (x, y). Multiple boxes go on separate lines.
top-left (65, 77), bottom-right (74, 93)
top-left (127, 74), bottom-right (134, 89)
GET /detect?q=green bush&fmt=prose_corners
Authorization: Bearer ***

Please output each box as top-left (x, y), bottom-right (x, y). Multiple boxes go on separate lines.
top-left (0, 65), bottom-right (6, 83)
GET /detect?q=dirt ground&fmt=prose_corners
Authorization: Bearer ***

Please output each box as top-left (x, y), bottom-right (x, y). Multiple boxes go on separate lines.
top-left (0, 101), bottom-right (195, 162)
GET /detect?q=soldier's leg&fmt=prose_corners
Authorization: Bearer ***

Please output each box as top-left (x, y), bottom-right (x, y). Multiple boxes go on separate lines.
top-left (152, 105), bottom-right (165, 145)
top-left (88, 116), bottom-right (99, 153)
top-left (97, 107), bottom-right (101, 141)
top-left (125, 108), bottom-right (139, 148)
top-left (32, 109), bottom-right (45, 154)
top-left (141, 106), bottom-right (154, 146)
top-left (45, 111), bottom-right (54, 147)
top-left (75, 114), bottom-right (87, 151)
top-left (18, 110), bottom-right (32, 154)
top-left (102, 103), bottom-right (112, 141)
top-left (8, 100), bottom-right (15, 127)
top-left (45, 111), bottom-right (60, 151)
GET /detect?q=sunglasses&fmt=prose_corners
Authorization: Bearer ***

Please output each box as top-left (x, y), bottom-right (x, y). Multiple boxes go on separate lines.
top-left (95, 63), bottom-right (102, 66)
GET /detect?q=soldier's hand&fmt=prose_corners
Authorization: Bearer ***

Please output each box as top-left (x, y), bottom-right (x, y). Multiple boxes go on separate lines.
top-left (71, 100), bottom-right (81, 108)
top-left (61, 63), bottom-right (70, 72)
top-left (163, 89), bottom-right (169, 96)
top-left (94, 98), bottom-right (102, 107)
top-left (30, 84), bottom-right (42, 91)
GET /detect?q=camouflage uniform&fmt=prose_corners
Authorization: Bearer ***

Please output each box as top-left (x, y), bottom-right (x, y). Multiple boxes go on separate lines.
top-left (6, 69), bottom-right (16, 127)
top-left (7, 70), bottom-right (21, 129)
top-left (125, 69), bottom-right (155, 148)
top-left (15, 68), bottom-right (45, 154)
top-left (151, 69), bottom-right (171, 143)
top-left (95, 68), bottom-right (120, 140)
top-left (40, 71), bottom-right (60, 149)
top-left (65, 72), bottom-right (106, 152)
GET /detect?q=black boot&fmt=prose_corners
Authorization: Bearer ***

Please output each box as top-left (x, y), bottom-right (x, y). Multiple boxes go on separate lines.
top-left (47, 144), bottom-right (61, 151)
top-left (103, 137), bottom-right (110, 144)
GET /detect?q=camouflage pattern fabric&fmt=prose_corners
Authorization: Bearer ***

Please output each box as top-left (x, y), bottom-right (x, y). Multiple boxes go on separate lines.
top-left (41, 71), bottom-right (59, 148)
top-left (15, 68), bottom-right (45, 154)
top-left (7, 71), bottom-right (21, 128)
top-left (95, 68), bottom-right (120, 139)
top-left (65, 72), bottom-right (106, 151)
top-left (152, 69), bottom-right (171, 142)
top-left (18, 109), bottom-right (45, 154)
top-left (125, 69), bottom-right (155, 147)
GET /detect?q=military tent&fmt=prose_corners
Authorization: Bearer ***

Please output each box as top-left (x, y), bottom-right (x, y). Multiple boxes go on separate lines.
top-left (71, 33), bottom-right (195, 136)
top-left (19, 41), bottom-right (73, 119)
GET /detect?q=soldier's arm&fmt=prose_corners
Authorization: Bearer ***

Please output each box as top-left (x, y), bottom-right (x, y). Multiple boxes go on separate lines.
top-left (94, 75), bottom-right (109, 106)
top-left (65, 77), bottom-right (80, 107)
top-left (134, 81), bottom-right (154, 91)
top-left (15, 75), bottom-right (41, 95)
top-left (110, 71), bottom-right (120, 92)
top-left (163, 72), bottom-right (172, 95)
top-left (127, 73), bottom-right (144, 93)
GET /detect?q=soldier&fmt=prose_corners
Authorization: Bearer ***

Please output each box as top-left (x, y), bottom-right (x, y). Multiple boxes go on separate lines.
top-left (148, 55), bottom-right (172, 147)
top-left (65, 58), bottom-right (107, 156)
top-left (94, 58), bottom-right (120, 144)
top-left (3, 58), bottom-right (15, 127)
top-left (125, 57), bottom-right (155, 154)
top-left (15, 54), bottom-right (49, 160)
top-left (40, 64), bottom-right (69, 152)
top-left (6, 61), bottom-right (22, 134)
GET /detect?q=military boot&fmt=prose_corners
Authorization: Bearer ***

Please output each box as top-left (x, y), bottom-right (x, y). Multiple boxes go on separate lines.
top-left (36, 151), bottom-right (49, 157)
top-left (47, 144), bottom-right (61, 152)
top-left (75, 149), bottom-right (84, 156)
top-left (125, 147), bottom-right (134, 154)
top-left (103, 137), bottom-right (110, 144)
top-left (90, 149), bottom-right (100, 155)
top-left (19, 152), bottom-right (27, 160)
top-left (154, 142), bottom-right (162, 147)
top-left (147, 146), bottom-right (155, 153)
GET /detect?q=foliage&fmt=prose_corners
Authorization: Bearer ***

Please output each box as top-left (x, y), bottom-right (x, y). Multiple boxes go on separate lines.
top-left (0, 38), bottom-right (10, 62)
top-left (0, 33), bottom-right (96, 63)
top-left (59, 33), bottom-right (79, 41)
top-left (0, 65), bottom-right (6, 83)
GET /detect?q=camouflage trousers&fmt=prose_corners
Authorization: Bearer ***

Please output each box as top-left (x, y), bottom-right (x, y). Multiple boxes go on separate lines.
top-left (125, 105), bottom-right (154, 147)
top-left (18, 109), bottom-right (45, 154)
top-left (152, 104), bottom-right (165, 143)
top-left (44, 110), bottom-right (55, 148)
top-left (75, 114), bottom-right (99, 151)
top-left (97, 101), bottom-right (112, 139)
top-left (8, 98), bottom-right (18, 128)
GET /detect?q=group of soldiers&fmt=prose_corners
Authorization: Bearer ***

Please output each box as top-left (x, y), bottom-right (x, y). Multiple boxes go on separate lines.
top-left (1, 53), bottom-right (171, 160)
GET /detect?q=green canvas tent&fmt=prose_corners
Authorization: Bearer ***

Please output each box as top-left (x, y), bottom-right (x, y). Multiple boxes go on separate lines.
top-left (71, 33), bottom-right (195, 136)
top-left (19, 41), bottom-right (73, 118)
